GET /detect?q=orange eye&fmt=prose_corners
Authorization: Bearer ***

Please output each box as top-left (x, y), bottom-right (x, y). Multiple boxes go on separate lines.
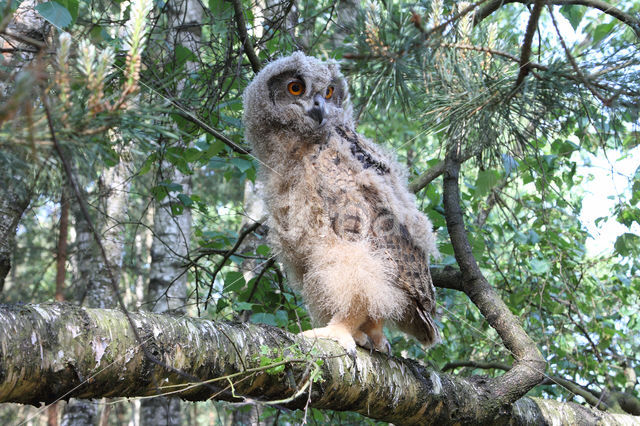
top-left (287, 81), bottom-right (304, 96)
top-left (325, 86), bottom-right (334, 99)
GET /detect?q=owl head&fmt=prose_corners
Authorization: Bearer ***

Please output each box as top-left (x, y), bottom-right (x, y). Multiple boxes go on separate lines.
top-left (243, 52), bottom-right (353, 152)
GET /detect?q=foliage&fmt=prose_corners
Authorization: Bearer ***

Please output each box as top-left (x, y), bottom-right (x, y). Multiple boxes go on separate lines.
top-left (0, 0), bottom-right (639, 423)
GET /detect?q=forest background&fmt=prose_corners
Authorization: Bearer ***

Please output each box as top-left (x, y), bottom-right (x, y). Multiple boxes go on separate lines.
top-left (0, 0), bottom-right (639, 424)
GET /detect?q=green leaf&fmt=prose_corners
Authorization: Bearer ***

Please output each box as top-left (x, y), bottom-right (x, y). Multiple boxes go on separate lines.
top-left (234, 302), bottom-right (254, 311)
top-left (529, 258), bottom-right (550, 274)
top-left (224, 271), bottom-right (245, 292)
top-left (251, 312), bottom-right (277, 326)
top-left (138, 155), bottom-right (155, 175)
top-left (274, 310), bottom-right (289, 327)
top-left (177, 193), bottom-right (193, 207)
top-left (170, 202), bottom-right (183, 216)
top-left (174, 45), bottom-right (197, 68)
top-left (56, 0), bottom-right (78, 23)
top-left (151, 181), bottom-right (182, 201)
top-left (475, 170), bottom-right (501, 197)
top-left (559, 5), bottom-right (586, 30)
top-left (551, 139), bottom-right (579, 157)
top-left (256, 245), bottom-right (270, 256)
top-left (614, 233), bottom-right (640, 256)
top-left (230, 157), bottom-right (253, 173)
top-left (35, 1), bottom-right (72, 29)
top-left (205, 140), bottom-right (226, 159)
top-left (593, 22), bottom-right (616, 44)
top-left (266, 363), bottom-right (285, 375)
top-left (183, 147), bottom-right (202, 162)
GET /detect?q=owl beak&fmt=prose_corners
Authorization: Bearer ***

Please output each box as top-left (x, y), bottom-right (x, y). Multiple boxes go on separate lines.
top-left (307, 93), bottom-right (326, 126)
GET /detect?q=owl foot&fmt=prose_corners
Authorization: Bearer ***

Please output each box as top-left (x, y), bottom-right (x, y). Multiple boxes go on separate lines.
top-left (366, 333), bottom-right (391, 355)
top-left (301, 325), bottom-right (357, 358)
top-left (360, 318), bottom-right (392, 355)
top-left (353, 330), bottom-right (375, 354)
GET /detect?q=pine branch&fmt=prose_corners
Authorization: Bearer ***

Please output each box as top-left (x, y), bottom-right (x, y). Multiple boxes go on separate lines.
top-left (475, 0), bottom-right (640, 38)
top-left (442, 148), bottom-right (547, 406)
top-left (514, 0), bottom-right (544, 88)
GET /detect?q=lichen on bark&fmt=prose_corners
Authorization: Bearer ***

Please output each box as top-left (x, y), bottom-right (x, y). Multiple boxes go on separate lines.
top-left (1, 303), bottom-right (638, 425)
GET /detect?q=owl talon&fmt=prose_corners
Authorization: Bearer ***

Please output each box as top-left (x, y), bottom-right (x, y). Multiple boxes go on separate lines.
top-left (347, 346), bottom-right (357, 360)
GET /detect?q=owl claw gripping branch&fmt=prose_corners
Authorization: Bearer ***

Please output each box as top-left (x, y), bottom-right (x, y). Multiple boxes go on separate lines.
top-left (243, 52), bottom-right (440, 356)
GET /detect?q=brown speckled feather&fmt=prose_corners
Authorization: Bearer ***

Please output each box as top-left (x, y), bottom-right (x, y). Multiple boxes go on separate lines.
top-left (244, 53), bottom-right (440, 352)
top-left (309, 126), bottom-right (439, 345)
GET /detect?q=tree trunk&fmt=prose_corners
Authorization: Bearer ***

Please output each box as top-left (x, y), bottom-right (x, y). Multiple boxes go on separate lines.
top-left (140, 0), bottom-right (202, 423)
top-left (0, 187), bottom-right (30, 292)
top-left (1, 302), bottom-right (638, 425)
top-left (0, 0), bottom-right (47, 292)
top-left (63, 133), bottom-right (131, 426)
top-left (55, 189), bottom-right (70, 302)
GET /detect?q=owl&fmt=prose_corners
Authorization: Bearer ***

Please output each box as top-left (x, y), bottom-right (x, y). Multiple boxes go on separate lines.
top-left (243, 52), bottom-right (440, 355)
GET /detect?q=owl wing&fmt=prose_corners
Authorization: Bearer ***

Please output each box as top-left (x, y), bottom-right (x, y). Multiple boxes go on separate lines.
top-left (377, 220), bottom-right (440, 346)
top-left (311, 127), bottom-right (439, 346)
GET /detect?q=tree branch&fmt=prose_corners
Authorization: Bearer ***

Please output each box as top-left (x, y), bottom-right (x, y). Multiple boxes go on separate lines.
top-left (548, 6), bottom-right (615, 106)
top-left (229, 0), bottom-right (262, 74)
top-left (430, 267), bottom-right (464, 291)
top-left (175, 110), bottom-right (250, 155)
top-left (442, 360), bottom-right (609, 409)
top-left (203, 220), bottom-right (263, 309)
top-left (514, 0), bottom-right (544, 88)
top-left (442, 149), bottom-right (547, 410)
top-left (476, 178), bottom-right (509, 228)
top-left (2, 303), bottom-right (639, 424)
top-left (475, 0), bottom-right (640, 38)
top-left (409, 161), bottom-right (445, 194)
top-left (409, 152), bottom-right (474, 194)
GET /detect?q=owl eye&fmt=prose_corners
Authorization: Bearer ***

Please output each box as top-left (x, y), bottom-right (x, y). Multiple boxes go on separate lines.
top-left (287, 80), bottom-right (305, 96)
top-left (325, 86), bottom-right (334, 99)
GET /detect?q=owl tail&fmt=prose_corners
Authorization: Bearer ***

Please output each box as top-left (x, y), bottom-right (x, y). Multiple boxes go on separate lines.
top-left (415, 304), bottom-right (441, 347)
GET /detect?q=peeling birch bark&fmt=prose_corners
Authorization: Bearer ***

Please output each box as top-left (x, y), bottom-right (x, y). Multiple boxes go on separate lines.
top-left (0, 303), bottom-right (638, 425)
top-left (0, 187), bottom-right (30, 291)
top-left (140, 1), bottom-right (201, 422)
top-left (0, 0), bottom-right (47, 291)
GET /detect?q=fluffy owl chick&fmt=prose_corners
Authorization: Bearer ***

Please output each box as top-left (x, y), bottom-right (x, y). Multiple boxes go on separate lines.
top-left (243, 52), bottom-right (440, 355)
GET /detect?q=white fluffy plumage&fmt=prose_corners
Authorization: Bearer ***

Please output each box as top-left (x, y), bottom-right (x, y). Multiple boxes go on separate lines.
top-left (243, 52), bottom-right (439, 354)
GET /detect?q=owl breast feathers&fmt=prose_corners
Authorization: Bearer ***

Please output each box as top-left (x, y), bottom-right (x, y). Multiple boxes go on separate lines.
top-left (243, 52), bottom-right (440, 355)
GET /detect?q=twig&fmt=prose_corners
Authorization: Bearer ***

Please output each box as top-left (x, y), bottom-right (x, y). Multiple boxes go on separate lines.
top-left (419, 0), bottom-right (494, 39)
top-left (514, 0), bottom-right (544, 88)
top-left (548, 6), bottom-right (613, 106)
top-left (230, 0), bottom-right (262, 74)
top-left (409, 151), bottom-right (474, 194)
top-left (175, 109), bottom-right (250, 154)
top-left (476, 179), bottom-right (509, 228)
top-left (246, 258), bottom-right (276, 304)
top-left (442, 359), bottom-right (613, 411)
top-left (409, 161), bottom-right (445, 193)
top-left (204, 221), bottom-right (263, 309)
top-left (1, 29), bottom-right (46, 48)
top-left (475, 0), bottom-right (640, 38)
